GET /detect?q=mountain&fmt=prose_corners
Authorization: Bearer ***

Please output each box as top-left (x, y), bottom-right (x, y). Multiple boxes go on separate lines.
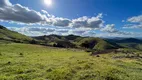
top-left (3, 24), bottom-right (142, 51)
top-left (106, 38), bottom-right (142, 50)
top-left (78, 37), bottom-right (121, 50)
top-left (34, 34), bottom-right (82, 41)
top-left (34, 35), bottom-right (121, 50)
top-left (0, 25), bottom-right (32, 43)
top-left (115, 38), bottom-right (142, 44)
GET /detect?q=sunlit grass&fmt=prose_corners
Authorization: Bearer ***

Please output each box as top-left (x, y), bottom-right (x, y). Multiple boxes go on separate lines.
top-left (0, 43), bottom-right (142, 80)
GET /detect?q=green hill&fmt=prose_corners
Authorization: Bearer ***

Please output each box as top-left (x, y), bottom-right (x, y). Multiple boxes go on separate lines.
top-left (34, 35), bottom-right (121, 50)
top-left (0, 25), bottom-right (123, 50)
top-left (0, 25), bottom-right (32, 43)
top-left (78, 37), bottom-right (121, 50)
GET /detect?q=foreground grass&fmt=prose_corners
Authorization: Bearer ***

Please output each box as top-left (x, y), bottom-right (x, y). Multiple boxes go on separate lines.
top-left (0, 43), bottom-right (142, 80)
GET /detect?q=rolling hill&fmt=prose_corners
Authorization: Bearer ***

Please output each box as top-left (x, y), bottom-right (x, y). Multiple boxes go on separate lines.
top-left (34, 35), bottom-right (121, 50)
top-left (0, 25), bottom-right (121, 50)
top-left (0, 25), bottom-right (32, 43)
top-left (2, 24), bottom-right (142, 51)
top-left (78, 37), bottom-right (121, 50)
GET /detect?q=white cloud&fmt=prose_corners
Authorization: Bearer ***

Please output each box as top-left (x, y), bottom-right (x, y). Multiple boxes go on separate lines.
top-left (8, 26), bottom-right (138, 37)
top-left (0, 3), bottom-right (47, 23)
top-left (41, 10), bottom-right (48, 14)
top-left (41, 10), bottom-right (55, 18)
top-left (0, 0), bottom-right (104, 28)
top-left (0, 0), bottom-right (135, 37)
top-left (128, 15), bottom-right (142, 23)
top-left (123, 14), bottom-right (142, 29)
top-left (0, 0), bottom-right (71, 27)
top-left (8, 26), bottom-right (93, 36)
top-left (122, 20), bottom-right (125, 22)
top-left (123, 24), bottom-right (142, 29)
top-left (95, 33), bottom-right (135, 38)
top-left (102, 24), bottom-right (133, 35)
top-left (51, 17), bottom-right (71, 27)
top-left (8, 27), bottom-right (56, 36)
top-left (101, 24), bottom-right (116, 33)
top-left (71, 13), bottom-right (104, 28)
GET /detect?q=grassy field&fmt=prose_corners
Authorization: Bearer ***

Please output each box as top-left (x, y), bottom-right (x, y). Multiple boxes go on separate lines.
top-left (0, 43), bottom-right (142, 80)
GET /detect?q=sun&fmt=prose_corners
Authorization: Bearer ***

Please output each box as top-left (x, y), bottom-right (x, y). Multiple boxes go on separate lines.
top-left (44, 0), bottom-right (52, 6)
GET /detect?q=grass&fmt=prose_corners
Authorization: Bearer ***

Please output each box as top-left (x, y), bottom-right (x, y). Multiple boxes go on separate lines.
top-left (0, 43), bottom-right (142, 80)
top-left (0, 27), bottom-right (32, 44)
top-left (0, 28), bottom-right (31, 40)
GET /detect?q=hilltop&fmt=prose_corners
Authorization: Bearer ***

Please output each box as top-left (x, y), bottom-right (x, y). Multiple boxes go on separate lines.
top-left (33, 34), bottom-right (121, 50)
top-left (0, 25), bottom-right (32, 44)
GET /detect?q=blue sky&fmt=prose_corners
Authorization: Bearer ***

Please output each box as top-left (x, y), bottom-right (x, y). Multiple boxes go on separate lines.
top-left (0, 0), bottom-right (142, 37)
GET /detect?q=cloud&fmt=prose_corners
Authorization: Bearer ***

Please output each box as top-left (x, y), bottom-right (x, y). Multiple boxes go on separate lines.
top-left (8, 26), bottom-right (93, 36)
top-left (123, 14), bottom-right (142, 29)
top-left (9, 26), bottom-right (56, 36)
top-left (8, 26), bottom-right (138, 37)
top-left (0, 1), bottom-right (47, 23)
top-left (102, 24), bottom-right (133, 35)
top-left (71, 13), bottom-right (104, 28)
top-left (41, 10), bottom-right (55, 18)
top-left (28, 27), bottom-right (55, 33)
top-left (0, 0), bottom-right (71, 27)
top-left (56, 29), bottom-right (69, 33)
top-left (122, 20), bottom-right (125, 22)
top-left (68, 28), bottom-right (91, 35)
top-left (51, 17), bottom-right (71, 27)
top-left (123, 24), bottom-right (142, 29)
top-left (101, 24), bottom-right (116, 33)
top-left (0, 0), bottom-right (134, 37)
top-left (0, 0), bottom-right (103, 28)
top-left (127, 15), bottom-right (142, 23)
top-left (94, 32), bottom-right (135, 38)
top-left (41, 10), bottom-right (48, 14)
top-left (0, 0), bottom-right (12, 7)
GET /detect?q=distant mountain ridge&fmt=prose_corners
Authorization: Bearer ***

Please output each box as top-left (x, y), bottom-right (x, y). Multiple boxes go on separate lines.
top-left (106, 38), bottom-right (142, 50)
top-left (115, 38), bottom-right (142, 43)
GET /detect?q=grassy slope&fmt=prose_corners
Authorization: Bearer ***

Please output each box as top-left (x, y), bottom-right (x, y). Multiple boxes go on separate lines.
top-left (0, 26), bottom-right (32, 43)
top-left (34, 35), bottom-right (120, 50)
top-left (0, 43), bottom-right (142, 80)
top-left (78, 37), bottom-right (120, 50)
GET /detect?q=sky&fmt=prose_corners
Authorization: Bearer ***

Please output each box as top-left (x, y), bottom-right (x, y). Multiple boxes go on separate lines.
top-left (0, 0), bottom-right (142, 37)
